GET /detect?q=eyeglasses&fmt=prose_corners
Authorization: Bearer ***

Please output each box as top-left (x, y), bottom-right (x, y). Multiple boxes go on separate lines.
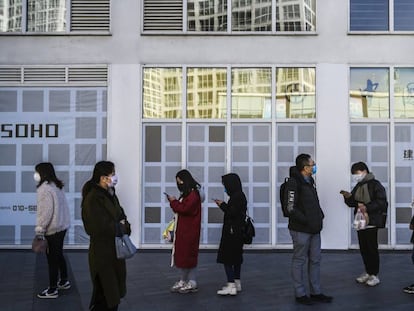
top-left (306, 162), bottom-right (316, 167)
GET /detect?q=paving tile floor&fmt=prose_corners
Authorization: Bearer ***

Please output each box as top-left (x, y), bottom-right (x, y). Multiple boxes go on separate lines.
top-left (1, 249), bottom-right (413, 311)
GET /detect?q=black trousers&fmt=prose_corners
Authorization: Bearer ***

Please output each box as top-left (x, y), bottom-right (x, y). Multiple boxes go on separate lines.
top-left (357, 227), bottom-right (379, 275)
top-left (45, 229), bottom-right (68, 289)
top-left (90, 276), bottom-right (119, 311)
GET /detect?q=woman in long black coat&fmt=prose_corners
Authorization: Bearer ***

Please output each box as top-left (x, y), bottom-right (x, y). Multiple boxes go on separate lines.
top-left (214, 173), bottom-right (247, 296)
top-left (82, 161), bottom-right (131, 311)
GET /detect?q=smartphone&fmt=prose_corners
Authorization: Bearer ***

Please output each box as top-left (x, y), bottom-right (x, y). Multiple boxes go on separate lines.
top-left (163, 192), bottom-right (170, 197)
top-left (211, 198), bottom-right (219, 201)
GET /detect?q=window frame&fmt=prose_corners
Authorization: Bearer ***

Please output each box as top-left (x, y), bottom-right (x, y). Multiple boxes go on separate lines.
top-left (0, 0), bottom-right (111, 35)
top-left (348, 0), bottom-right (414, 34)
top-left (141, 0), bottom-right (318, 36)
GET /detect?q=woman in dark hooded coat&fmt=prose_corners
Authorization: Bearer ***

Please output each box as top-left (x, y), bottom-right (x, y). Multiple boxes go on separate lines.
top-left (214, 173), bottom-right (247, 296)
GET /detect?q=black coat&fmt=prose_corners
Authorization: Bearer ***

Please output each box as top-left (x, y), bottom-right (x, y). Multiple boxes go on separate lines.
top-left (288, 166), bottom-right (324, 234)
top-left (82, 185), bottom-right (130, 309)
top-left (344, 178), bottom-right (388, 228)
top-left (217, 173), bottom-right (247, 265)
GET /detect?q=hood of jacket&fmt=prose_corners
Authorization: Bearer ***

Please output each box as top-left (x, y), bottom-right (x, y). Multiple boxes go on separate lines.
top-left (222, 173), bottom-right (243, 196)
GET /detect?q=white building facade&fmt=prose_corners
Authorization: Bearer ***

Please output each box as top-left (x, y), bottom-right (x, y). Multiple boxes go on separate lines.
top-left (0, 0), bottom-right (414, 250)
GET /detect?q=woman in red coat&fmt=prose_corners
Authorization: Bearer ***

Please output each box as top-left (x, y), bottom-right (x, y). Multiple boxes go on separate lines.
top-left (167, 169), bottom-right (202, 294)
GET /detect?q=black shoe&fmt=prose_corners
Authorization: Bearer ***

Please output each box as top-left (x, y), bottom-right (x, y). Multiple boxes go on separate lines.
top-left (296, 295), bottom-right (315, 305)
top-left (311, 293), bottom-right (333, 303)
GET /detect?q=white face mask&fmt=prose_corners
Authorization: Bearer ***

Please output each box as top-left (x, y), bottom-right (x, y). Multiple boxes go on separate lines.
top-left (352, 173), bottom-right (364, 183)
top-left (109, 174), bottom-right (118, 187)
top-left (33, 172), bottom-right (41, 183)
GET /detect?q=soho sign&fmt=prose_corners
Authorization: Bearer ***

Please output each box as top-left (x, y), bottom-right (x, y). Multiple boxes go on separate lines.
top-left (0, 124), bottom-right (58, 138)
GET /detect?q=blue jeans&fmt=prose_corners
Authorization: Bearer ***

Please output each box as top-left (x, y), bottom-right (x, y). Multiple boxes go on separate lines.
top-left (289, 230), bottom-right (321, 297)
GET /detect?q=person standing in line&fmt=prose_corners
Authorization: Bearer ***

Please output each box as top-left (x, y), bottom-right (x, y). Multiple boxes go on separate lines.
top-left (167, 169), bottom-right (202, 294)
top-left (287, 154), bottom-right (332, 305)
top-left (213, 173), bottom-right (247, 296)
top-left (403, 213), bottom-right (414, 294)
top-left (34, 162), bottom-right (71, 299)
top-left (340, 162), bottom-right (388, 287)
top-left (82, 161), bottom-right (131, 311)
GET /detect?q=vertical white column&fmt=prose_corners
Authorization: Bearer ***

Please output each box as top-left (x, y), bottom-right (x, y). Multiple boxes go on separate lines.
top-left (316, 63), bottom-right (350, 249)
top-left (108, 64), bottom-right (141, 246)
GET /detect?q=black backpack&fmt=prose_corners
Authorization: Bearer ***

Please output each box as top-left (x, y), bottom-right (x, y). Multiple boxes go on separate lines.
top-left (280, 177), bottom-right (298, 217)
top-left (242, 215), bottom-right (255, 244)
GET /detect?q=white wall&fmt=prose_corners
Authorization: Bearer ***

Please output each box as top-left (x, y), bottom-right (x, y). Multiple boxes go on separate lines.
top-left (108, 64), bottom-right (141, 246)
top-left (316, 64), bottom-right (350, 249)
top-left (1, 0), bottom-right (413, 249)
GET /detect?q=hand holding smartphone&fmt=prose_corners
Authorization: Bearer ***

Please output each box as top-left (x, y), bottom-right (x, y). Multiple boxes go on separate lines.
top-left (340, 190), bottom-right (351, 199)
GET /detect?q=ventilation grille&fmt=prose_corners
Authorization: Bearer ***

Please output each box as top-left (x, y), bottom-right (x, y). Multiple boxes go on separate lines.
top-left (24, 67), bottom-right (66, 82)
top-left (0, 67), bottom-right (21, 83)
top-left (71, 0), bottom-right (110, 31)
top-left (68, 67), bottom-right (108, 82)
top-left (143, 0), bottom-right (183, 31)
top-left (0, 66), bottom-right (108, 85)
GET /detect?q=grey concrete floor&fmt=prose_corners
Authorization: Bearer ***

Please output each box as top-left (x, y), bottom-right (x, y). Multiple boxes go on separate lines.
top-left (1, 249), bottom-right (413, 311)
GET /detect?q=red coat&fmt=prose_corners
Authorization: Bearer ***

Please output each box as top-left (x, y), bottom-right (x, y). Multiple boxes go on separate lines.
top-left (170, 190), bottom-right (201, 268)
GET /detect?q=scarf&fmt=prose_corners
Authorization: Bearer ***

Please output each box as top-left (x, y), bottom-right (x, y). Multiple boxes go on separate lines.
top-left (354, 173), bottom-right (375, 204)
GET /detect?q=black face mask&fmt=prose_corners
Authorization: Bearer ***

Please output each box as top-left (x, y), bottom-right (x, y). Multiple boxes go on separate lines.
top-left (177, 183), bottom-right (185, 192)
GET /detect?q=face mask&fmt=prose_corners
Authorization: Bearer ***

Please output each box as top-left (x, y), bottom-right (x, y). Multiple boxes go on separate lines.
top-left (224, 188), bottom-right (228, 195)
top-left (312, 165), bottom-right (317, 175)
top-left (108, 175), bottom-right (118, 187)
top-left (33, 172), bottom-right (41, 183)
top-left (177, 183), bottom-right (184, 192)
top-left (352, 173), bottom-right (364, 183)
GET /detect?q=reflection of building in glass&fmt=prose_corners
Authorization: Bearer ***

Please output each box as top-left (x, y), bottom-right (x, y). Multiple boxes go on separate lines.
top-left (232, 0), bottom-right (272, 31)
top-left (187, 0), bottom-right (227, 31)
top-left (27, 0), bottom-right (66, 32)
top-left (144, 67), bottom-right (316, 119)
top-left (349, 91), bottom-right (389, 118)
top-left (143, 68), bottom-right (182, 118)
top-left (187, 68), bottom-right (227, 118)
top-left (276, 0), bottom-right (316, 31)
top-left (232, 68), bottom-right (271, 118)
top-left (0, 0), bottom-right (22, 32)
top-left (276, 68), bottom-right (315, 118)
top-left (185, 0), bottom-right (315, 32)
top-left (0, 0), bottom-right (66, 32)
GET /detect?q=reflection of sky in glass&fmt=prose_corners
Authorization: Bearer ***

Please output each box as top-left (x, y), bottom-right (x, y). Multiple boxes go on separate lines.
top-left (394, 68), bottom-right (414, 118)
top-left (275, 68), bottom-right (316, 119)
top-left (349, 68), bottom-right (389, 119)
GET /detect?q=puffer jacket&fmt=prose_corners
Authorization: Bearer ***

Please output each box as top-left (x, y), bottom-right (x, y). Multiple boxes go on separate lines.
top-left (288, 166), bottom-right (324, 234)
top-left (344, 178), bottom-right (388, 228)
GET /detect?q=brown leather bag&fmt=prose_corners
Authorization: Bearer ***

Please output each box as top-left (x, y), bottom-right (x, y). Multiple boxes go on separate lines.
top-left (32, 236), bottom-right (48, 253)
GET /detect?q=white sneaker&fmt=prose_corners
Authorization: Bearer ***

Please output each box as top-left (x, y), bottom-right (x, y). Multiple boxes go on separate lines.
top-left (170, 280), bottom-right (185, 293)
top-left (217, 283), bottom-right (237, 296)
top-left (366, 275), bottom-right (380, 287)
top-left (234, 279), bottom-right (242, 292)
top-left (179, 281), bottom-right (198, 294)
top-left (356, 272), bottom-right (370, 284)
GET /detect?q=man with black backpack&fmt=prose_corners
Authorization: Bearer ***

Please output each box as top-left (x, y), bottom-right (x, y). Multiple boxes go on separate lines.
top-left (281, 154), bottom-right (332, 305)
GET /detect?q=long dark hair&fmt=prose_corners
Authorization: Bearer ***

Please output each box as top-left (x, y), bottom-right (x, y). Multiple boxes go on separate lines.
top-left (81, 161), bottom-right (114, 205)
top-left (35, 162), bottom-right (64, 189)
top-left (176, 169), bottom-right (200, 198)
